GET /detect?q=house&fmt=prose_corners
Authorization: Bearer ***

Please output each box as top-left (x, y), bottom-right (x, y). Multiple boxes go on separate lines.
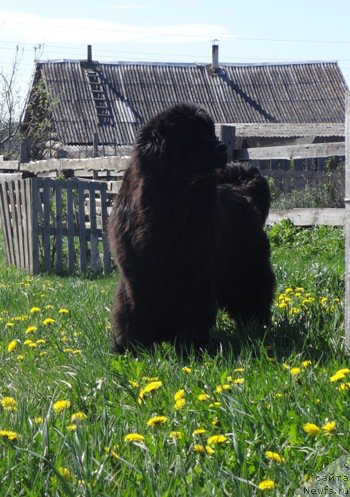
top-left (21, 44), bottom-right (348, 161)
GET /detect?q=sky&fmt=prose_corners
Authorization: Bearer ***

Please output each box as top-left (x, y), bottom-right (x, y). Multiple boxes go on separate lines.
top-left (1, 0), bottom-right (350, 106)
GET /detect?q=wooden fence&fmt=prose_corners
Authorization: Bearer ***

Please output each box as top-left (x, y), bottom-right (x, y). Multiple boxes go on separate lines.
top-left (0, 177), bottom-right (112, 275)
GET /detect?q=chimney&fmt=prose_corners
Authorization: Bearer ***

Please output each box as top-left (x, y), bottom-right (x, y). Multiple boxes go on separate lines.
top-left (212, 40), bottom-right (219, 71)
top-left (87, 45), bottom-right (92, 66)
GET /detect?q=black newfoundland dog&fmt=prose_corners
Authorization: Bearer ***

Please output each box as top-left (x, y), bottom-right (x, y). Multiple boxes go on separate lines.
top-left (108, 104), bottom-right (275, 352)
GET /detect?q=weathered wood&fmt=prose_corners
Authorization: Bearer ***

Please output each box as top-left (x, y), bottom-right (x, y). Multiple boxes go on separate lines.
top-left (218, 125), bottom-right (235, 162)
top-left (7, 181), bottom-right (20, 268)
top-left (30, 178), bottom-right (40, 274)
top-left (78, 182), bottom-right (87, 272)
top-left (100, 182), bottom-right (111, 274)
top-left (42, 179), bottom-right (52, 272)
top-left (235, 142), bottom-right (345, 161)
top-left (345, 92), bottom-right (350, 350)
top-left (19, 156), bottom-right (128, 174)
top-left (0, 177), bottom-right (112, 275)
top-left (55, 181), bottom-right (63, 273)
top-left (267, 208), bottom-right (345, 226)
top-left (66, 181), bottom-right (75, 273)
top-left (0, 182), bottom-right (13, 265)
top-left (222, 122), bottom-right (345, 139)
top-left (89, 184), bottom-right (100, 273)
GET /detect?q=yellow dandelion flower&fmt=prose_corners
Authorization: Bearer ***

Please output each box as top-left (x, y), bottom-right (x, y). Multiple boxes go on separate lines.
top-left (303, 423), bottom-right (320, 436)
top-left (138, 380), bottom-right (163, 402)
top-left (265, 450), bottom-right (285, 463)
top-left (16, 355), bottom-right (25, 361)
top-left (146, 415), bottom-right (168, 427)
top-left (278, 302), bottom-right (288, 309)
top-left (174, 389), bottom-right (185, 401)
top-left (197, 393), bottom-right (211, 401)
top-left (330, 371), bottom-right (346, 382)
top-left (234, 367), bottom-right (245, 373)
top-left (174, 398), bottom-right (186, 410)
top-left (193, 428), bottom-right (206, 436)
top-left (335, 368), bottom-right (350, 375)
top-left (58, 308), bottom-right (69, 314)
top-left (290, 367), bottom-right (301, 376)
top-left (53, 400), bottom-right (71, 413)
top-left (30, 307), bottom-right (41, 313)
top-left (36, 339), bottom-right (46, 345)
top-left (209, 402), bottom-right (222, 408)
top-left (339, 382), bottom-right (350, 391)
top-left (207, 434), bottom-right (227, 446)
top-left (66, 424), bottom-right (77, 432)
top-left (258, 479), bottom-right (275, 491)
top-left (216, 384), bottom-right (231, 393)
top-left (322, 421), bottom-right (336, 433)
top-left (181, 367), bottom-right (192, 374)
top-left (43, 318), bottom-right (55, 326)
top-left (302, 360), bottom-right (312, 368)
top-left (1, 396), bottom-right (17, 411)
top-left (25, 326), bottom-right (37, 334)
top-left (71, 412), bottom-right (87, 422)
top-left (45, 304), bottom-right (54, 309)
top-left (169, 431), bottom-right (183, 440)
top-left (0, 429), bottom-right (18, 441)
top-left (34, 417), bottom-right (44, 424)
top-left (124, 433), bottom-right (145, 443)
top-left (193, 444), bottom-right (215, 455)
top-left (7, 340), bottom-right (17, 352)
top-left (233, 377), bottom-right (244, 385)
top-left (285, 288), bottom-right (294, 294)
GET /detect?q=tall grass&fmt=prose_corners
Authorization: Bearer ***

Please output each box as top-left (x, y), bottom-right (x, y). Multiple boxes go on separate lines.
top-left (0, 223), bottom-right (348, 496)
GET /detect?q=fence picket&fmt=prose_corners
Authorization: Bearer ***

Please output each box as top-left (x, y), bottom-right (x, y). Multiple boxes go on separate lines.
top-left (0, 182), bottom-right (13, 265)
top-left (78, 182), bottom-right (87, 272)
top-left (55, 180), bottom-right (63, 273)
top-left (89, 183), bottom-right (100, 273)
top-left (66, 181), bottom-right (75, 273)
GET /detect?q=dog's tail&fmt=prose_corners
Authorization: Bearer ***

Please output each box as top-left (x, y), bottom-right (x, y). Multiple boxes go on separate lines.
top-left (217, 163), bottom-right (271, 225)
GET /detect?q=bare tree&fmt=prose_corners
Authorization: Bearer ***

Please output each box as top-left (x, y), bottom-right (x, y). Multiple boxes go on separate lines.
top-left (0, 46), bottom-right (26, 158)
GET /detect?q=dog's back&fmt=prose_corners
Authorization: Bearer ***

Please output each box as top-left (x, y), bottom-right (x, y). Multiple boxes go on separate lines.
top-left (217, 163), bottom-right (271, 226)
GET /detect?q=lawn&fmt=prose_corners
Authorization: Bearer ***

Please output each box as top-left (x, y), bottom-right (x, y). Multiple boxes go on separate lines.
top-left (0, 221), bottom-right (349, 497)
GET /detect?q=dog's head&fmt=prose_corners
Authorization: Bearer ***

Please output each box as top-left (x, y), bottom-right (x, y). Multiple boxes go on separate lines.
top-left (135, 104), bottom-right (227, 180)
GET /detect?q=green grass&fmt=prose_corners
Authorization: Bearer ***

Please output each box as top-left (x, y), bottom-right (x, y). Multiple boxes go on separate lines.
top-left (0, 223), bottom-right (348, 496)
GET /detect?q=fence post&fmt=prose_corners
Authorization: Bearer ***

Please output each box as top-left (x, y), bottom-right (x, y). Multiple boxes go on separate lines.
top-left (345, 91), bottom-right (350, 351)
top-left (218, 125), bottom-right (235, 162)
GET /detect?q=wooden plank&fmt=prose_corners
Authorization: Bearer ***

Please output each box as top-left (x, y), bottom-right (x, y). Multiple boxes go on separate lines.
top-left (14, 180), bottom-right (25, 269)
top-left (100, 182), bottom-right (111, 273)
top-left (19, 156), bottom-right (129, 174)
top-left (267, 208), bottom-right (345, 226)
top-left (88, 183), bottom-right (100, 273)
top-left (66, 180), bottom-right (75, 273)
top-left (30, 178), bottom-right (40, 274)
top-left (42, 179), bottom-right (52, 272)
top-left (7, 181), bottom-right (20, 267)
top-left (345, 91), bottom-right (350, 350)
top-left (0, 182), bottom-right (13, 265)
top-left (78, 181), bottom-right (87, 272)
top-left (55, 180), bottom-right (63, 273)
top-left (234, 142), bottom-right (345, 161)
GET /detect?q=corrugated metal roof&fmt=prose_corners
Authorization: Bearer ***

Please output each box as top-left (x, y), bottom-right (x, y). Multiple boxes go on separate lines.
top-left (34, 60), bottom-right (348, 146)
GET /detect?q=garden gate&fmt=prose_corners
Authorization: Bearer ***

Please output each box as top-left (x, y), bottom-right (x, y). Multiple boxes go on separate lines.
top-left (0, 177), bottom-right (112, 275)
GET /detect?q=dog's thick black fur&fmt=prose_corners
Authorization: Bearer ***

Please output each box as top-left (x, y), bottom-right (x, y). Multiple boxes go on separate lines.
top-left (108, 104), bottom-right (275, 352)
